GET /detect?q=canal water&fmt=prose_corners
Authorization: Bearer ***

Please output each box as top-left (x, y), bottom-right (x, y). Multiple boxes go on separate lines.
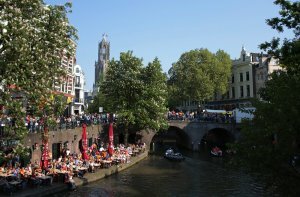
top-left (59, 149), bottom-right (272, 197)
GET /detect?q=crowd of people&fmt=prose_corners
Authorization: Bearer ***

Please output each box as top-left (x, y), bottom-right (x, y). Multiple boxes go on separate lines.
top-left (0, 141), bottom-right (146, 194)
top-left (0, 113), bottom-right (116, 136)
top-left (167, 110), bottom-right (234, 123)
top-left (1, 109), bottom-right (235, 137)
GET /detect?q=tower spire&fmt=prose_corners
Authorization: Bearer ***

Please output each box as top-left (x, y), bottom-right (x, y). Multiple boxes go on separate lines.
top-left (102, 33), bottom-right (108, 42)
top-left (93, 33), bottom-right (110, 96)
top-left (242, 44), bottom-right (245, 51)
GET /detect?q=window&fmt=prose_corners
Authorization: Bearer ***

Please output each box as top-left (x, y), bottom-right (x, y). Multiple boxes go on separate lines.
top-left (247, 85), bottom-right (250, 97)
top-left (231, 74), bottom-right (234, 83)
top-left (240, 86), bottom-right (244, 98)
top-left (61, 84), bottom-right (64, 92)
top-left (75, 76), bottom-right (80, 87)
top-left (75, 89), bottom-right (80, 100)
top-left (232, 87), bottom-right (235, 98)
top-left (240, 73), bottom-right (243, 82)
top-left (243, 54), bottom-right (246, 61)
top-left (76, 68), bottom-right (80, 73)
top-left (246, 71), bottom-right (250, 81)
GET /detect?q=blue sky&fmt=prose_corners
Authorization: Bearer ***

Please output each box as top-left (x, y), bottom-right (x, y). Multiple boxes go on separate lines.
top-left (45, 0), bottom-right (292, 91)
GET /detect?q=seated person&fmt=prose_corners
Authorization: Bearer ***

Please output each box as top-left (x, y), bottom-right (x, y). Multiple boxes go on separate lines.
top-left (19, 167), bottom-right (26, 178)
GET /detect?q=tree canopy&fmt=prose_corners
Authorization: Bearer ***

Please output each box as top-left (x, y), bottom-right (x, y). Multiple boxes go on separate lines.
top-left (229, 0), bottom-right (300, 194)
top-left (0, 0), bottom-right (77, 156)
top-left (167, 48), bottom-right (231, 107)
top-left (100, 51), bottom-right (168, 144)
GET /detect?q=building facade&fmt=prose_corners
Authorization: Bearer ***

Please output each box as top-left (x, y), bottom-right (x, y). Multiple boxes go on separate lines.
top-left (84, 91), bottom-right (93, 111)
top-left (227, 46), bottom-right (258, 108)
top-left (54, 49), bottom-right (76, 97)
top-left (51, 43), bottom-right (77, 116)
top-left (255, 54), bottom-right (280, 99)
top-left (93, 34), bottom-right (110, 96)
top-left (73, 64), bottom-right (85, 115)
top-left (207, 46), bottom-right (281, 110)
top-left (179, 46), bottom-right (281, 111)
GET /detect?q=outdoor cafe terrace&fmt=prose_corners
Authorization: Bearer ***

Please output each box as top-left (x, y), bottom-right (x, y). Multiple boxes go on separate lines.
top-left (0, 142), bottom-right (146, 195)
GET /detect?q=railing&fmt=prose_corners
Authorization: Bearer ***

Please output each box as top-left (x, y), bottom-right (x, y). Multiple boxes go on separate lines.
top-left (0, 113), bottom-right (120, 137)
top-left (167, 115), bottom-right (235, 124)
top-left (0, 118), bottom-right (107, 137)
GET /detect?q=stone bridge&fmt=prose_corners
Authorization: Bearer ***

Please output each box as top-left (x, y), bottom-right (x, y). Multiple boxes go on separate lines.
top-left (163, 121), bottom-right (240, 150)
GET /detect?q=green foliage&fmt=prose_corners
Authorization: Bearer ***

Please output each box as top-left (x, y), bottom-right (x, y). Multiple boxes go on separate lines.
top-left (229, 0), bottom-right (300, 194)
top-left (166, 65), bottom-right (181, 109)
top-left (138, 58), bottom-right (168, 131)
top-left (101, 51), bottom-right (168, 144)
top-left (88, 72), bottom-right (113, 113)
top-left (167, 48), bottom-right (231, 106)
top-left (53, 94), bottom-right (68, 116)
top-left (0, 0), bottom-right (77, 155)
top-left (89, 89), bottom-right (112, 113)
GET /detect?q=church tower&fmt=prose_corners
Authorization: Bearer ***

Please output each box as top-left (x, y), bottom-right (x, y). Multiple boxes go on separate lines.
top-left (93, 34), bottom-right (110, 96)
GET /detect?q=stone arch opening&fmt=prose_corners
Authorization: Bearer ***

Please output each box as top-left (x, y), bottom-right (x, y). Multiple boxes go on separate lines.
top-left (201, 128), bottom-right (234, 149)
top-left (151, 126), bottom-right (190, 151)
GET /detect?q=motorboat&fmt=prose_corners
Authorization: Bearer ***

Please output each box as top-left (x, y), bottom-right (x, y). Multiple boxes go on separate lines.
top-left (211, 146), bottom-right (223, 157)
top-left (164, 148), bottom-right (185, 161)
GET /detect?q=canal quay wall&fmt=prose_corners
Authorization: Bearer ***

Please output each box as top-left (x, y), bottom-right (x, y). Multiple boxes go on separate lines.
top-left (24, 125), bottom-right (101, 162)
top-left (12, 151), bottom-right (148, 197)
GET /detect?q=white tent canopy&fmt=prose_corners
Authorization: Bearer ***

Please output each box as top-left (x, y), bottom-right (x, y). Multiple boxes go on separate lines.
top-left (204, 109), bottom-right (226, 114)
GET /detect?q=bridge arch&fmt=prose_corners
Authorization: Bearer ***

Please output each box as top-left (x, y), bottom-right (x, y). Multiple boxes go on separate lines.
top-left (151, 126), bottom-right (191, 149)
top-left (140, 121), bottom-right (238, 151)
top-left (201, 128), bottom-right (235, 149)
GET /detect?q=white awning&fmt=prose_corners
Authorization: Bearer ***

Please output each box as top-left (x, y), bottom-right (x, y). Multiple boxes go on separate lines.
top-left (205, 109), bottom-right (226, 114)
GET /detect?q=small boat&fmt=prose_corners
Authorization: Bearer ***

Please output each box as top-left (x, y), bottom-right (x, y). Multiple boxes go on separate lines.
top-left (164, 148), bottom-right (185, 161)
top-left (211, 146), bottom-right (223, 157)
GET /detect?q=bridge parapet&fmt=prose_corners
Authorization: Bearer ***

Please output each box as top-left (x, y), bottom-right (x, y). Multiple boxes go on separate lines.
top-left (168, 120), bottom-right (236, 131)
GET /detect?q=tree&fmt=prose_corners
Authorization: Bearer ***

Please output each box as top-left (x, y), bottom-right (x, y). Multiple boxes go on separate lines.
top-left (167, 49), bottom-right (231, 106)
top-left (88, 73), bottom-right (108, 113)
top-left (138, 58), bottom-right (168, 131)
top-left (167, 64), bottom-right (182, 109)
top-left (52, 94), bottom-right (68, 117)
top-left (229, 0), bottom-right (300, 194)
top-left (0, 0), bottom-right (77, 159)
top-left (101, 51), bottom-right (168, 145)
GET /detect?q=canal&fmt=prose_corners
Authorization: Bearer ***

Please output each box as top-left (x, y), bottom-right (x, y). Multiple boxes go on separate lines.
top-left (58, 148), bottom-right (272, 196)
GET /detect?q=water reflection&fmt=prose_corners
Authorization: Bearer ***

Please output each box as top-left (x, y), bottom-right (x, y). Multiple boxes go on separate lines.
top-left (52, 148), bottom-right (272, 197)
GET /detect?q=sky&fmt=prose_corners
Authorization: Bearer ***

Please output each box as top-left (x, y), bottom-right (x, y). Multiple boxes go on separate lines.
top-left (45, 0), bottom-right (293, 91)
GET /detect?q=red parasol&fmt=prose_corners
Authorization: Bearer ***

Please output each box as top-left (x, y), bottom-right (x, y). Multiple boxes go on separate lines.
top-left (108, 123), bottom-right (114, 155)
top-left (41, 140), bottom-right (49, 169)
top-left (41, 123), bottom-right (49, 170)
top-left (81, 123), bottom-right (89, 160)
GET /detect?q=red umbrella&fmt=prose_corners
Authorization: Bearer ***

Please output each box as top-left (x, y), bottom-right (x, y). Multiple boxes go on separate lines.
top-left (41, 122), bottom-right (49, 170)
top-left (41, 140), bottom-right (49, 169)
top-left (108, 123), bottom-right (114, 155)
top-left (81, 123), bottom-right (89, 160)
